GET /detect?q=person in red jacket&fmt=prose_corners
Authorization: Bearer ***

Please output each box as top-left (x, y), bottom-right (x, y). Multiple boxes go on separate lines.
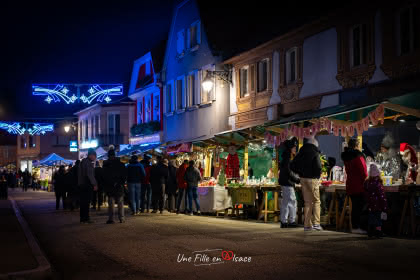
top-left (140, 155), bottom-right (152, 213)
top-left (176, 160), bottom-right (189, 214)
top-left (341, 138), bottom-right (368, 234)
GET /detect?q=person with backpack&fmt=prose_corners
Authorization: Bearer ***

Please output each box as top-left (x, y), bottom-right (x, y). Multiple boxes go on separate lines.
top-left (291, 137), bottom-right (322, 232)
top-left (103, 149), bottom-right (127, 224)
top-left (127, 155), bottom-right (146, 215)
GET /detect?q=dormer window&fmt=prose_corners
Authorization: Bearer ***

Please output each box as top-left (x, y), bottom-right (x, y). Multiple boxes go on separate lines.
top-left (188, 21), bottom-right (201, 50)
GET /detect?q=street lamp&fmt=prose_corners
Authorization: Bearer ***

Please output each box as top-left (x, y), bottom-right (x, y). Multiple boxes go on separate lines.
top-left (64, 125), bottom-right (70, 133)
top-left (201, 67), bottom-right (233, 92)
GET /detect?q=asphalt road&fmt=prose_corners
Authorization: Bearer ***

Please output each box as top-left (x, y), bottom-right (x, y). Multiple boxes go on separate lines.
top-left (10, 189), bottom-right (420, 280)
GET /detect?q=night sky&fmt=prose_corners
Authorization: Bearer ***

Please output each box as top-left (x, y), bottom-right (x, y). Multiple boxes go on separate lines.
top-left (1, 0), bottom-right (174, 121)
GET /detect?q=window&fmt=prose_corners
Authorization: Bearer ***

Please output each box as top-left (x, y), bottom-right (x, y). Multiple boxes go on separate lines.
top-left (176, 78), bottom-right (184, 110)
top-left (187, 74), bottom-right (196, 107)
top-left (240, 66), bottom-right (249, 97)
top-left (29, 135), bottom-right (35, 148)
top-left (177, 30), bottom-right (185, 56)
top-left (145, 95), bottom-right (152, 122)
top-left (153, 93), bottom-right (160, 121)
top-left (250, 65), bottom-right (255, 92)
top-left (84, 119), bottom-right (88, 141)
top-left (286, 48), bottom-right (297, 84)
top-left (398, 6), bottom-right (419, 55)
top-left (257, 59), bottom-right (268, 92)
top-left (166, 83), bottom-right (173, 113)
top-left (188, 21), bottom-right (201, 49)
top-left (350, 24), bottom-right (367, 67)
top-left (20, 136), bottom-right (26, 149)
top-left (137, 99), bottom-right (143, 124)
top-left (108, 114), bottom-right (120, 135)
top-left (95, 115), bottom-right (99, 137)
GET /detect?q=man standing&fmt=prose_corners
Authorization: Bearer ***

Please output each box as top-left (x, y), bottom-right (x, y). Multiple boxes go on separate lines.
top-left (53, 166), bottom-right (67, 210)
top-left (291, 138), bottom-right (322, 232)
top-left (176, 160), bottom-right (188, 214)
top-left (127, 155), bottom-right (146, 215)
top-left (184, 160), bottom-right (202, 216)
top-left (69, 160), bottom-right (80, 211)
top-left (103, 149), bottom-right (127, 224)
top-left (78, 149), bottom-right (98, 224)
top-left (166, 160), bottom-right (178, 213)
top-left (140, 155), bottom-right (152, 213)
top-left (150, 157), bottom-right (168, 214)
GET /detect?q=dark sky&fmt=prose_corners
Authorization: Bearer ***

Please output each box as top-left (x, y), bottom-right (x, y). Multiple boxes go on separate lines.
top-left (1, 0), bottom-right (174, 121)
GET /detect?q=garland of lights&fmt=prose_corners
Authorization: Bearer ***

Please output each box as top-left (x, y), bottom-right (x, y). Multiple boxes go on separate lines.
top-left (32, 84), bottom-right (123, 104)
top-left (0, 122), bottom-right (54, 135)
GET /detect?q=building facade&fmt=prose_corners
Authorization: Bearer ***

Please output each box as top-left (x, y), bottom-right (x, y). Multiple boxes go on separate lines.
top-left (162, 0), bottom-right (230, 145)
top-left (75, 100), bottom-right (135, 158)
top-left (128, 42), bottom-right (166, 147)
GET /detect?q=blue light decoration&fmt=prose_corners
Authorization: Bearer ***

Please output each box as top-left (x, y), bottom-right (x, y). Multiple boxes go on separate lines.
top-left (0, 122), bottom-right (54, 135)
top-left (32, 84), bottom-right (123, 105)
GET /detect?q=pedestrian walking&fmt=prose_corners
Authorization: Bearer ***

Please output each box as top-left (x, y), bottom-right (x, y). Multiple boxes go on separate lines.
top-left (22, 169), bottom-right (30, 192)
top-left (103, 149), bottom-right (127, 224)
top-left (0, 172), bottom-right (7, 199)
top-left (341, 138), bottom-right (368, 234)
top-left (140, 155), bottom-right (152, 213)
top-left (184, 160), bottom-right (202, 215)
top-left (364, 164), bottom-right (387, 238)
top-left (53, 166), bottom-right (67, 210)
top-left (69, 160), bottom-right (80, 211)
top-left (78, 149), bottom-right (98, 224)
top-left (166, 160), bottom-right (178, 213)
top-left (150, 157), bottom-right (168, 214)
top-left (176, 160), bottom-right (189, 214)
top-left (127, 155), bottom-right (146, 215)
top-left (291, 137), bottom-right (322, 232)
top-left (279, 137), bottom-right (300, 228)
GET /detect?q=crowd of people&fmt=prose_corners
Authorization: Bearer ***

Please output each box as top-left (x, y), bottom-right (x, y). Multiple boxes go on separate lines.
top-left (53, 147), bottom-right (203, 224)
top-left (278, 136), bottom-right (388, 238)
top-left (0, 168), bottom-right (41, 199)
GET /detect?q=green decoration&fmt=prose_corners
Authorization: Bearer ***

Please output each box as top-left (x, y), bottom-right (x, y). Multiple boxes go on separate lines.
top-left (130, 121), bottom-right (161, 137)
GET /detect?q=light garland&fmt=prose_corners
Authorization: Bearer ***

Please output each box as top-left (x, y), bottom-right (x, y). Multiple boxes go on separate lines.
top-left (32, 84), bottom-right (123, 104)
top-left (0, 122), bottom-right (54, 135)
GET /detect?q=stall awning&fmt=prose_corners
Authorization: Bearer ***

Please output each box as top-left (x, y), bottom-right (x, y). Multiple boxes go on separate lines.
top-left (116, 143), bottom-right (161, 157)
top-left (36, 153), bottom-right (74, 166)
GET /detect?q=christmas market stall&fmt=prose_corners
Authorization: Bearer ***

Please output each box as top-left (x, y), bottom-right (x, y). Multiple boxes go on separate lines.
top-left (262, 91), bottom-right (420, 235)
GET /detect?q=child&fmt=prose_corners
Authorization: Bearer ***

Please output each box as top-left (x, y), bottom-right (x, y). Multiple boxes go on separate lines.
top-left (364, 164), bottom-right (387, 238)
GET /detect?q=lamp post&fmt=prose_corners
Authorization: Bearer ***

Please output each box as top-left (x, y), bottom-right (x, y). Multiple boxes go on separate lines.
top-left (201, 67), bottom-right (233, 91)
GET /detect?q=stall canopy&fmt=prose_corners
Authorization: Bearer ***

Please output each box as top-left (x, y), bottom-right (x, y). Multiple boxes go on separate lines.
top-left (116, 143), bottom-right (161, 157)
top-left (36, 153), bottom-right (74, 166)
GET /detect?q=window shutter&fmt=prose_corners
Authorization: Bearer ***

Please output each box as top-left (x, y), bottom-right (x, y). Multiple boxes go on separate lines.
top-left (163, 85), bottom-right (167, 113)
top-left (195, 70), bottom-right (201, 105)
top-left (177, 30), bottom-right (185, 54)
top-left (182, 76), bottom-right (186, 108)
top-left (211, 65), bottom-right (216, 101)
top-left (171, 81), bottom-right (175, 111)
top-left (187, 27), bottom-right (191, 49)
top-left (197, 21), bottom-right (201, 45)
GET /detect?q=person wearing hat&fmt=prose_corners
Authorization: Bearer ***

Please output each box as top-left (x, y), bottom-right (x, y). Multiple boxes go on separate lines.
top-left (103, 148), bottom-right (127, 223)
top-left (140, 155), bottom-right (152, 213)
top-left (126, 154), bottom-right (146, 215)
top-left (150, 156), bottom-right (169, 214)
top-left (279, 137), bottom-right (300, 228)
top-left (78, 148), bottom-right (98, 224)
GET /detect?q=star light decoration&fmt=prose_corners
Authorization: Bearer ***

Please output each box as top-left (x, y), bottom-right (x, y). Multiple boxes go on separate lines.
top-left (32, 84), bottom-right (123, 105)
top-left (0, 122), bottom-right (54, 135)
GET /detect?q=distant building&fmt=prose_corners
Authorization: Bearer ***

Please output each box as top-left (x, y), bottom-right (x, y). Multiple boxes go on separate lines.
top-left (74, 98), bottom-right (135, 159)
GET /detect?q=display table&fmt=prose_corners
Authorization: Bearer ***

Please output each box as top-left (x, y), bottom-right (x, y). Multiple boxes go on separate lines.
top-left (177, 185), bottom-right (232, 213)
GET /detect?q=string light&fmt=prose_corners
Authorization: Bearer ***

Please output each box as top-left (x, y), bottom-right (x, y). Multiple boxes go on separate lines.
top-left (0, 122), bottom-right (54, 135)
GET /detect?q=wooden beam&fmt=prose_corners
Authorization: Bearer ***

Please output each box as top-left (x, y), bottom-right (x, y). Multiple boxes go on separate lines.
top-left (383, 103), bottom-right (420, 118)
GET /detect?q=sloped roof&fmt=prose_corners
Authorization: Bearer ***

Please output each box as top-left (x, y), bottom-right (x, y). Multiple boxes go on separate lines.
top-left (196, 0), bottom-right (373, 61)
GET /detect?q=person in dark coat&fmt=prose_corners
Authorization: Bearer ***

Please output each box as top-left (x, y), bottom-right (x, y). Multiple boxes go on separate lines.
top-left (78, 150), bottom-right (98, 223)
top-left (126, 155), bottom-right (146, 215)
top-left (0, 172), bottom-right (7, 199)
top-left (69, 160), bottom-right (80, 211)
top-left (279, 137), bottom-right (300, 228)
top-left (103, 149), bottom-right (127, 224)
top-left (22, 169), bottom-right (30, 192)
top-left (140, 155), bottom-right (152, 213)
top-left (184, 160), bottom-right (202, 215)
top-left (341, 138), bottom-right (368, 234)
top-left (166, 160), bottom-right (178, 213)
top-left (92, 161), bottom-right (105, 211)
top-left (291, 137), bottom-right (322, 231)
top-left (150, 157), bottom-right (169, 214)
top-left (53, 166), bottom-right (67, 210)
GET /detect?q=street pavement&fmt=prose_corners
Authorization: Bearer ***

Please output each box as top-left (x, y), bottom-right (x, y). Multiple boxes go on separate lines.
top-left (9, 189), bottom-right (420, 280)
